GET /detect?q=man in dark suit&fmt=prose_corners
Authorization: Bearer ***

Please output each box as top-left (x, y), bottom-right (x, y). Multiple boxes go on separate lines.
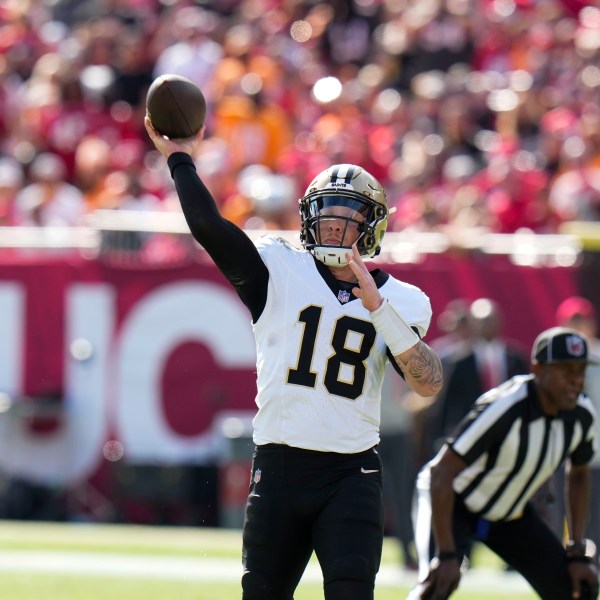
top-left (426, 298), bottom-right (529, 461)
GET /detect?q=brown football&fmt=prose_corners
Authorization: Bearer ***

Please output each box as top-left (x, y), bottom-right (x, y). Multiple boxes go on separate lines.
top-left (146, 74), bottom-right (206, 139)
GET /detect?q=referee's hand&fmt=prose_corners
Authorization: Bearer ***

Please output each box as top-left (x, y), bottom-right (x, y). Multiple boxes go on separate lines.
top-left (568, 561), bottom-right (599, 599)
top-left (413, 557), bottom-right (461, 600)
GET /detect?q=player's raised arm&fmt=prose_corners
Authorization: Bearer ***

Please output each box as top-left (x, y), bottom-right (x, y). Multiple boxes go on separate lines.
top-left (144, 115), bottom-right (269, 323)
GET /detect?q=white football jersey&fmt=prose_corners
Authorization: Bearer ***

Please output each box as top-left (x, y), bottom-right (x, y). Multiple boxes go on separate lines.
top-left (252, 235), bottom-right (432, 453)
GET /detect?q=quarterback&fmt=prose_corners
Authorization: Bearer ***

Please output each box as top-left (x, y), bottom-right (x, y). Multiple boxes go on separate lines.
top-left (145, 117), bottom-right (443, 600)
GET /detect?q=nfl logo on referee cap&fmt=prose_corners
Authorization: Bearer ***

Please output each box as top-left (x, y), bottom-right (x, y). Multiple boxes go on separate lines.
top-left (532, 326), bottom-right (599, 364)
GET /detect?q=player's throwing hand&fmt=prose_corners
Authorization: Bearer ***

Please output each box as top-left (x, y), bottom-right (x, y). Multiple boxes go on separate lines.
top-left (144, 115), bottom-right (205, 159)
top-left (346, 244), bottom-right (383, 313)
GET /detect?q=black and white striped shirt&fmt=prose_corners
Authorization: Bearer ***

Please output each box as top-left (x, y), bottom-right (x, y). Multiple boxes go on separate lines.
top-left (447, 374), bottom-right (596, 521)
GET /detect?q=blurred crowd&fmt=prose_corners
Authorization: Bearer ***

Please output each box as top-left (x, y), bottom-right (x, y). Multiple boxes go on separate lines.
top-left (0, 0), bottom-right (599, 234)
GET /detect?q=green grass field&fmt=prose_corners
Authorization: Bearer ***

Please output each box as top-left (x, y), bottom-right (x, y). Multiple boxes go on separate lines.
top-left (0, 520), bottom-right (537, 599)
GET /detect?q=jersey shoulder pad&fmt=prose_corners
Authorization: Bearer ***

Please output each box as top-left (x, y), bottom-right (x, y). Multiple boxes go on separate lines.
top-left (385, 276), bottom-right (430, 301)
top-left (255, 234), bottom-right (304, 256)
top-left (255, 234), bottom-right (308, 259)
top-left (382, 276), bottom-right (432, 337)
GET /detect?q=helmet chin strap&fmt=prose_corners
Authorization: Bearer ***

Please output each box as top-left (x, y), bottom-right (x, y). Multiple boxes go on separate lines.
top-left (312, 245), bottom-right (352, 267)
top-left (308, 222), bottom-right (372, 267)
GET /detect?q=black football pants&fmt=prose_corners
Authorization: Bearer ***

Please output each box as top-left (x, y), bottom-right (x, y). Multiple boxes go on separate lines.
top-left (241, 443), bottom-right (384, 600)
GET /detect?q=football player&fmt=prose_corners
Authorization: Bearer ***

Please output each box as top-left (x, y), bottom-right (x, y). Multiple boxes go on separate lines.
top-left (145, 117), bottom-right (443, 600)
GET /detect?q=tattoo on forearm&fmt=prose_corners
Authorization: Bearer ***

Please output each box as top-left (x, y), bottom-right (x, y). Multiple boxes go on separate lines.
top-left (398, 342), bottom-right (443, 390)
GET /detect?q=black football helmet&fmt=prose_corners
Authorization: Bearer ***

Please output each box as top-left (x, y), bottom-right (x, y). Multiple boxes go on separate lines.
top-left (299, 164), bottom-right (389, 267)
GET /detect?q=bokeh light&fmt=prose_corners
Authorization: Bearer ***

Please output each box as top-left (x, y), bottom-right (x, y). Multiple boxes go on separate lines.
top-left (487, 88), bottom-right (519, 113)
top-left (290, 20), bottom-right (312, 43)
top-left (312, 76), bottom-right (342, 104)
top-left (103, 440), bottom-right (124, 462)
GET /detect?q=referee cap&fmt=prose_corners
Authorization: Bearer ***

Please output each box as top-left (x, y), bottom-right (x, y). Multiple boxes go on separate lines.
top-left (532, 327), bottom-right (598, 364)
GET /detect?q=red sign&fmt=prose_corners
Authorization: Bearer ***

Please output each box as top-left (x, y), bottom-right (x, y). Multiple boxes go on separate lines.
top-left (0, 251), bottom-right (579, 490)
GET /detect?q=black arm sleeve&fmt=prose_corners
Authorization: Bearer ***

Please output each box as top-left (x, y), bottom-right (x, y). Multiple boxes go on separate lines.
top-left (167, 152), bottom-right (269, 322)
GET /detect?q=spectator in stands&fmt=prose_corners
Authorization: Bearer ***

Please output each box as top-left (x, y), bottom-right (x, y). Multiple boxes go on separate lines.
top-left (0, 0), bottom-right (597, 235)
top-left (431, 299), bottom-right (472, 353)
top-left (151, 6), bottom-right (223, 95)
top-left (73, 135), bottom-right (116, 212)
top-left (0, 157), bottom-right (24, 226)
top-left (13, 153), bottom-right (84, 227)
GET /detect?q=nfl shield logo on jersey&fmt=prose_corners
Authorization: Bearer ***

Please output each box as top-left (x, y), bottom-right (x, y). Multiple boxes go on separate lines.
top-left (338, 290), bottom-right (350, 303)
top-left (253, 468), bottom-right (262, 484)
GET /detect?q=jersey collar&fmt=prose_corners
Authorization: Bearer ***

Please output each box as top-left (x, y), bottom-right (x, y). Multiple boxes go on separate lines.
top-left (312, 255), bottom-right (389, 305)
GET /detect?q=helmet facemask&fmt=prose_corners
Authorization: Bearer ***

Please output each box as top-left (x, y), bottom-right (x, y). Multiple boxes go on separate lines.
top-left (298, 165), bottom-right (389, 267)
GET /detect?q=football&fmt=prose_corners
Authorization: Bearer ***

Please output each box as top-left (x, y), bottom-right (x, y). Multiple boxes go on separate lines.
top-left (146, 74), bottom-right (206, 139)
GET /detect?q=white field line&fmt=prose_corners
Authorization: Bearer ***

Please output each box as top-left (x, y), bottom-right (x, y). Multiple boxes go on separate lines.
top-left (0, 550), bottom-right (533, 592)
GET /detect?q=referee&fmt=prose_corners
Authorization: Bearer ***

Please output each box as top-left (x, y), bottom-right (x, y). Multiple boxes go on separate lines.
top-left (409, 327), bottom-right (599, 600)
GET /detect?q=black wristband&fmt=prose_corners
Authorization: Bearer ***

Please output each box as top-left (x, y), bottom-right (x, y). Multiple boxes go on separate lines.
top-left (437, 551), bottom-right (459, 561)
top-left (566, 555), bottom-right (593, 564)
top-left (566, 539), bottom-right (597, 561)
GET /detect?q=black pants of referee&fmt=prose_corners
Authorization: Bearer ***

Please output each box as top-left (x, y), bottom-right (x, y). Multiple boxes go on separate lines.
top-left (241, 443), bottom-right (384, 600)
top-left (415, 493), bottom-right (598, 600)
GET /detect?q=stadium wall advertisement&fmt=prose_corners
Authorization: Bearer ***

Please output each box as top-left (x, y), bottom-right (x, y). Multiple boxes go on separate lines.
top-left (0, 251), bottom-right (586, 521)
